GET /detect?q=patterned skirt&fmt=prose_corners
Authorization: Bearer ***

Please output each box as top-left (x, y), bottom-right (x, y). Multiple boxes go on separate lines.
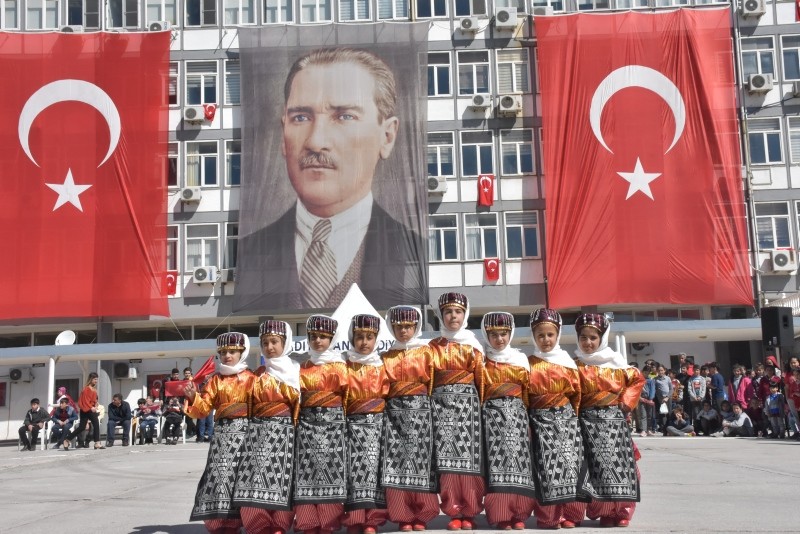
top-left (381, 395), bottom-right (437, 493)
top-left (346, 412), bottom-right (386, 510)
top-left (431, 383), bottom-right (482, 476)
top-left (528, 404), bottom-right (583, 505)
top-left (294, 406), bottom-right (347, 505)
top-left (233, 416), bottom-right (295, 511)
top-left (578, 406), bottom-right (639, 502)
top-left (190, 417), bottom-right (249, 521)
top-left (483, 396), bottom-right (535, 497)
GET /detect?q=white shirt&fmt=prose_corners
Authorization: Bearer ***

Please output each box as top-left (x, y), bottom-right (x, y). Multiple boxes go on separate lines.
top-left (294, 192), bottom-right (373, 283)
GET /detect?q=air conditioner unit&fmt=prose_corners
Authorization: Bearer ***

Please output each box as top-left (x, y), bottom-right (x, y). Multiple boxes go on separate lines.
top-left (183, 106), bottom-right (206, 123)
top-left (180, 186), bottom-right (202, 203)
top-left (739, 0), bottom-right (766, 17)
top-left (531, 5), bottom-right (554, 16)
top-left (470, 94), bottom-right (492, 109)
top-left (427, 176), bottom-right (448, 194)
top-left (460, 17), bottom-right (480, 33)
top-left (747, 73), bottom-right (773, 93)
top-left (60, 25), bottom-right (84, 32)
top-left (113, 362), bottom-right (138, 380)
top-left (630, 342), bottom-right (654, 356)
top-left (193, 265), bottom-right (218, 283)
top-left (792, 81), bottom-right (800, 97)
top-left (220, 268), bottom-right (236, 283)
top-left (770, 249), bottom-right (798, 272)
top-left (494, 7), bottom-right (518, 29)
top-left (9, 368), bottom-right (33, 382)
top-left (498, 94), bottom-right (523, 116)
top-left (149, 21), bottom-right (171, 31)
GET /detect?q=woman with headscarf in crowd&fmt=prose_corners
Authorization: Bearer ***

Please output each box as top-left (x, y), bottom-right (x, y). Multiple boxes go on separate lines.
top-left (184, 332), bottom-right (256, 534)
top-left (479, 311), bottom-right (535, 530)
top-left (293, 315), bottom-right (349, 534)
top-left (380, 306), bottom-right (440, 532)
top-left (527, 309), bottom-right (582, 530)
top-left (429, 292), bottom-right (485, 531)
top-left (341, 314), bottom-right (390, 534)
top-left (235, 320), bottom-right (300, 534)
top-left (562, 313), bottom-right (644, 529)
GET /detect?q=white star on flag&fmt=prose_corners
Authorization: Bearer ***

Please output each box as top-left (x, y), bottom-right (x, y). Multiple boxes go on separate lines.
top-left (46, 169), bottom-right (92, 212)
top-left (617, 158), bottom-right (661, 200)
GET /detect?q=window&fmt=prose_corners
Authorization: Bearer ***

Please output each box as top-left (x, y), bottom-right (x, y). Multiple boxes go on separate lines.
top-left (2, 0), bottom-right (18, 28)
top-left (167, 142), bottom-right (178, 187)
top-left (186, 224), bottom-right (219, 270)
top-left (429, 215), bottom-right (459, 261)
top-left (496, 48), bottom-right (529, 94)
top-left (225, 60), bottom-right (240, 105)
top-left (263, 0), bottom-right (293, 22)
top-left (748, 119), bottom-right (782, 165)
top-left (428, 52), bottom-right (451, 97)
top-left (186, 0), bottom-right (216, 26)
top-left (615, 0), bottom-right (647, 7)
top-left (495, 0), bottom-right (523, 11)
top-left (186, 61), bottom-right (218, 105)
top-left (301, 0), bottom-right (331, 22)
top-left (537, 128), bottom-right (544, 175)
top-left (461, 130), bottom-right (494, 176)
top-left (340, 0), bottom-right (369, 20)
top-left (457, 50), bottom-right (490, 95)
top-left (755, 202), bottom-right (791, 249)
top-left (224, 223), bottom-right (239, 268)
top-left (167, 62), bottom-right (179, 106)
top-left (453, 0), bottom-right (486, 16)
top-left (782, 35), bottom-right (800, 81)
top-left (147, 0), bottom-right (177, 25)
top-left (224, 0), bottom-right (254, 24)
top-left (427, 132), bottom-right (455, 178)
top-left (416, 0), bottom-right (446, 17)
top-left (464, 213), bottom-right (498, 260)
top-left (505, 211), bottom-right (540, 258)
top-left (186, 141), bottom-right (218, 186)
top-left (577, 0), bottom-right (609, 10)
top-left (167, 225), bottom-right (178, 270)
top-left (500, 129), bottom-right (534, 175)
top-left (653, 0), bottom-right (688, 5)
top-left (26, 0), bottom-right (59, 29)
top-left (108, 0), bottom-right (138, 28)
top-left (226, 140), bottom-right (241, 186)
top-left (377, 0), bottom-right (407, 18)
top-left (741, 37), bottom-right (775, 78)
top-left (530, 0), bottom-right (562, 12)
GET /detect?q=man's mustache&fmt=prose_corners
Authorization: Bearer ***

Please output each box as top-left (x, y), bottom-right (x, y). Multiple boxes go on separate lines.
top-left (299, 152), bottom-right (337, 170)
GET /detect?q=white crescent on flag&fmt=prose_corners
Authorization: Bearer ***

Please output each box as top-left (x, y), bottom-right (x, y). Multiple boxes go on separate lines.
top-left (487, 259), bottom-right (498, 271)
top-left (479, 174), bottom-right (493, 192)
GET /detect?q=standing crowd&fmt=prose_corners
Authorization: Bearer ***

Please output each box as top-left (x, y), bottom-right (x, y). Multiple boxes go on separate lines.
top-left (185, 292), bottom-right (645, 534)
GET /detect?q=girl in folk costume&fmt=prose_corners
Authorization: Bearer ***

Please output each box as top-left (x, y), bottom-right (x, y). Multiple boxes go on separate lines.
top-left (235, 320), bottom-right (300, 534)
top-left (563, 313), bottom-right (645, 529)
top-left (380, 306), bottom-right (440, 532)
top-left (294, 315), bottom-right (349, 534)
top-left (429, 292), bottom-right (485, 531)
top-left (184, 332), bottom-right (256, 534)
top-left (527, 309), bottom-right (582, 530)
top-left (479, 312), bottom-right (536, 530)
top-left (341, 314), bottom-right (390, 534)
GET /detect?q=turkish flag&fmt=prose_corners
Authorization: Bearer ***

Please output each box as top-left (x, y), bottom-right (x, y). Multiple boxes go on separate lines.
top-left (165, 270), bottom-right (179, 296)
top-left (484, 258), bottom-right (500, 281)
top-left (203, 103), bottom-right (217, 121)
top-left (536, 10), bottom-right (751, 308)
top-left (0, 32), bottom-right (170, 320)
top-left (165, 355), bottom-right (216, 397)
top-left (477, 174), bottom-right (494, 207)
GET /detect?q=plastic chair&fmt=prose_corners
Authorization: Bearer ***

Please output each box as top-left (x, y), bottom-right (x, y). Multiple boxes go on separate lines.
top-left (18, 422), bottom-right (48, 451)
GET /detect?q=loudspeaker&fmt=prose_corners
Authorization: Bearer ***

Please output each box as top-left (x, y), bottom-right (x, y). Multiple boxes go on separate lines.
top-left (761, 306), bottom-right (794, 348)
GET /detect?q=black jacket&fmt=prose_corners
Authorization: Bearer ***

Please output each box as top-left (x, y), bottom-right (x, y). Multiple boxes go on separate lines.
top-left (107, 401), bottom-right (132, 422)
top-left (23, 407), bottom-right (49, 426)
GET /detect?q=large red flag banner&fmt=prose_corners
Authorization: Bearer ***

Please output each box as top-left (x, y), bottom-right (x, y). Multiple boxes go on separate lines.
top-left (536, 10), bottom-right (752, 308)
top-left (0, 32), bottom-right (170, 320)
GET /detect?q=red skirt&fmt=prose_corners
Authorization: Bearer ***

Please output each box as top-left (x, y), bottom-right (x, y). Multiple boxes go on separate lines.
top-left (531, 501), bottom-right (563, 528)
top-left (439, 474), bottom-right (486, 518)
top-left (484, 493), bottom-right (535, 525)
top-left (586, 500), bottom-right (636, 521)
top-left (240, 508), bottom-right (294, 533)
top-left (385, 488), bottom-right (440, 524)
top-left (294, 503), bottom-right (344, 531)
top-left (340, 508), bottom-right (388, 528)
top-left (203, 518), bottom-right (242, 534)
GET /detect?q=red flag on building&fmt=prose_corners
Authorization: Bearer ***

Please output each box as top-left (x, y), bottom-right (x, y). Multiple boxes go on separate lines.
top-left (203, 103), bottom-right (217, 121)
top-left (796, 0), bottom-right (800, 22)
top-left (536, 10), bottom-right (751, 308)
top-left (484, 258), bottom-right (500, 281)
top-left (165, 270), bottom-right (179, 296)
top-left (477, 174), bottom-right (494, 207)
top-left (0, 32), bottom-right (170, 320)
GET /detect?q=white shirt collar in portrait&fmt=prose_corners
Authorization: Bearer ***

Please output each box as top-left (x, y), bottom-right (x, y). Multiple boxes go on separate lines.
top-left (295, 192), bottom-right (373, 283)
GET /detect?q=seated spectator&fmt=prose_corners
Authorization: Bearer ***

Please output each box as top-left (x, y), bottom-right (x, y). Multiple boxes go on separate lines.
top-left (106, 394), bottom-right (132, 447)
top-left (665, 405), bottom-right (695, 436)
top-left (696, 401), bottom-right (720, 436)
top-left (134, 396), bottom-right (161, 445)
top-left (718, 400), bottom-right (733, 421)
top-left (713, 401), bottom-right (753, 437)
top-left (745, 396), bottom-right (766, 437)
top-left (50, 397), bottom-right (78, 449)
top-left (765, 377), bottom-right (786, 439)
top-left (18, 398), bottom-right (49, 451)
top-left (162, 396), bottom-right (184, 445)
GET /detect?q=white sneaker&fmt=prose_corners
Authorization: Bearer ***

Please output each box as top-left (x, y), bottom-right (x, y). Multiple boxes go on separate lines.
top-left (711, 431), bottom-right (724, 437)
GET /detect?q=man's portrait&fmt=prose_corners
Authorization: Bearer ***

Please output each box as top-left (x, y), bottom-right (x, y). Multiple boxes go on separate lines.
top-left (234, 24), bottom-right (429, 313)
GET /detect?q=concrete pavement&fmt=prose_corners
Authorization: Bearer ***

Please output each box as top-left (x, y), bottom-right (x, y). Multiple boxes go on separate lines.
top-left (0, 435), bottom-right (797, 533)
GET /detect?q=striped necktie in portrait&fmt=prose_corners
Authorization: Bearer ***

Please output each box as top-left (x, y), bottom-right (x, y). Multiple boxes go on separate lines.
top-left (300, 218), bottom-right (337, 308)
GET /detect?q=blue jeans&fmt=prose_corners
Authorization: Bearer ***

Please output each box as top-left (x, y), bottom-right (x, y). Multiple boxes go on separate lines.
top-left (107, 419), bottom-right (130, 443)
top-left (197, 413), bottom-right (214, 439)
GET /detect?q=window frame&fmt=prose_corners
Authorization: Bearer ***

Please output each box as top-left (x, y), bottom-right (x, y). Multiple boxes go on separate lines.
top-left (499, 128), bottom-right (534, 176)
top-left (25, 0), bottom-right (60, 30)
top-left (741, 36), bottom-right (776, 79)
top-left (428, 214), bottom-right (460, 262)
top-left (263, 0), bottom-right (294, 23)
top-left (427, 131), bottom-right (456, 179)
top-left (782, 35), bottom-right (800, 82)
top-left (460, 129), bottom-right (495, 177)
top-left (167, 224), bottom-right (179, 271)
top-left (453, 0), bottom-right (486, 16)
top-left (339, 0), bottom-right (370, 20)
top-left (185, 0), bottom-right (216, 27)
top-left (107, 0), bottom-right (139, 28)
top-left (496, 48), bottom-right (530, 95)
top-left (185, 223), bottom-right (220, 271)
top-left (146, 0), bottom-right (177, 26)
top-left (185, 140), bottom-right (219, 187)
top-left (415, 0), bottom-right (447, 18)
top-left (167, 142), bottom-right (179, 188)
top-left (224, 223), bottom-right (239, 269)
top-left (224, 59), bottom-right (240, 105)
top-left (464, 212), bottom-right (499, 261)
top-left (755, 201), bottom-right (792, 250)
top-left (376, 0), bottom-right (408, 19)
top-left (2, 0), bottom-right (19, 28)
top-left (300, 0), bottom-right (332, 22)
top-left (428, 51), bottom-right (452, 97)
top-left (223, 0), bottom-right (255, 25)
top-left (748, 118), bottom-right (783, 166)
top-left (225, 139), bottom-right (241, 187)
top-left (185, 60), bottom-right (218, 106)
top-left (457, 49), bottom-right (491, 96)
top-left (504, 211), bottom-right (541, 260)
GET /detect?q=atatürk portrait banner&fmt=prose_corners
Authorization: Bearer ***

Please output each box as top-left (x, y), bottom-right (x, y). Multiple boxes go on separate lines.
top-left (234, 23), bottom-right (430, 314)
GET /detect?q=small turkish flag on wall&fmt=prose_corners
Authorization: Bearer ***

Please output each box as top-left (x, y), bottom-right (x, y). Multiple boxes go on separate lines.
top-left (484, 258), bottom-right (500, 281)
top-left (165, 270), bottom-right (179, 296)
top-left (203, 103), bottom-right (217, 121)
top-left (477, 174), bottom-right (494, 206)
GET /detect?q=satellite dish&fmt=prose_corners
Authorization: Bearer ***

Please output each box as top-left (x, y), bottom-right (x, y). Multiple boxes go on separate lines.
top-left (55, 330), bottom-right (76, 346)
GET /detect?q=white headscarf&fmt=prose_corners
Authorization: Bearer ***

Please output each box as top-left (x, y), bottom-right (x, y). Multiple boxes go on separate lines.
top-left (530, 311), bottom-right (577, 369)
top-left (385, 306), bottom-right (428, 351)
top-left (260, 321), bottom-right (301, 391)
top-left (218, 335), bottom-right (251, 376)
top-left (574, 322), bottom-right (630, 369)
top-left (347, 315), bottom-right (383, 367)
top-left (480, 312), bottom-right (530, 371)
top-left (436, 299), bottom-right (484, 354)
top-left (308, 315), bottom-right (347, 365)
